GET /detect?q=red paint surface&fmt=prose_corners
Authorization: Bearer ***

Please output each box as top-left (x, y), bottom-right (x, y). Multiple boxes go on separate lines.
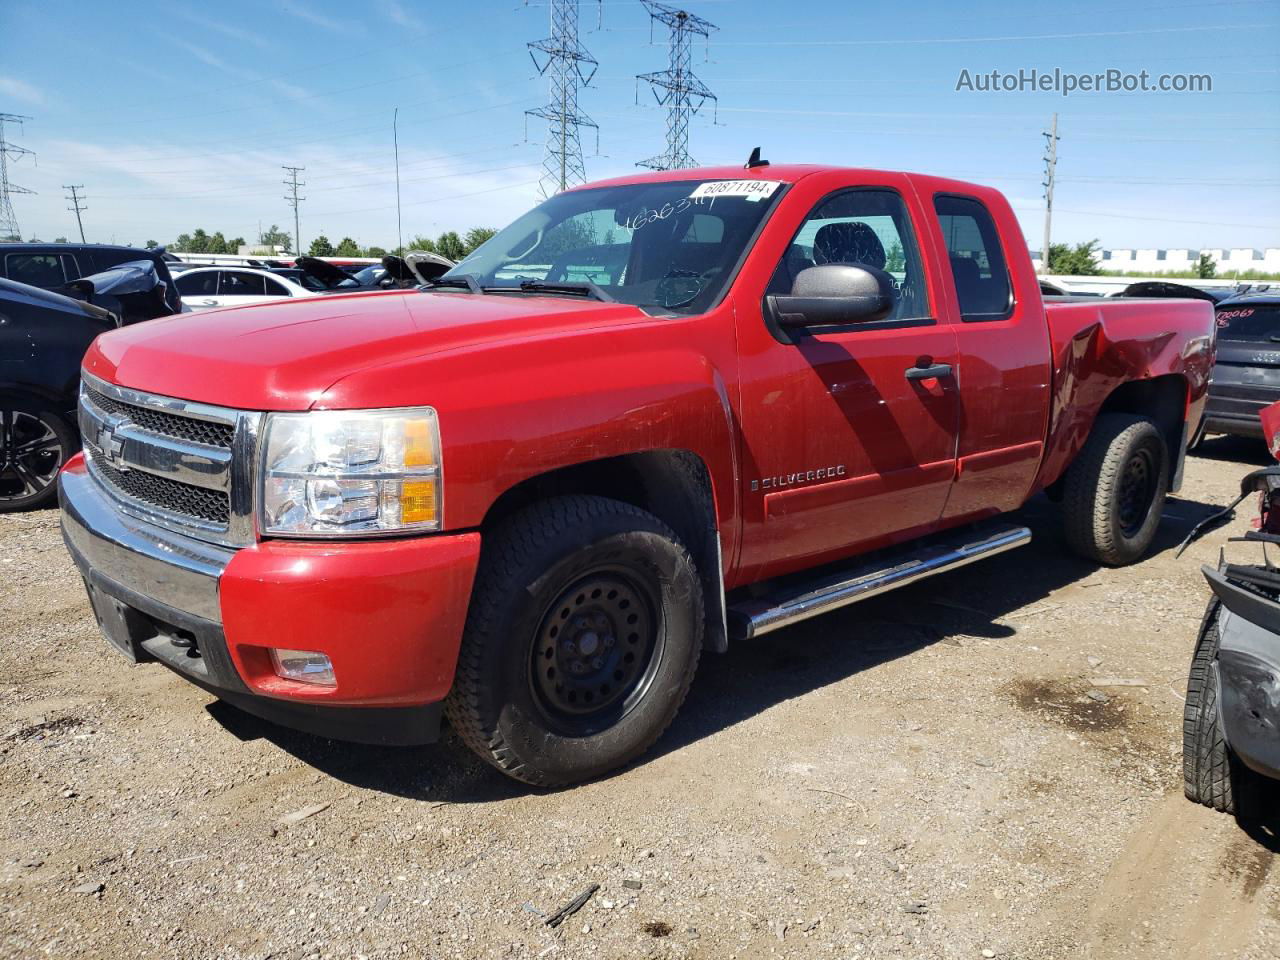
top-left (80, 164), bottom-right (1215, 704)
top-left (218, 532), bottom-right (480, 706)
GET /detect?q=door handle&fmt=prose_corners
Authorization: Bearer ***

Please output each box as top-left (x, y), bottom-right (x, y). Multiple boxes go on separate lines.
top-left (905, 362), bottom-right (952, 381)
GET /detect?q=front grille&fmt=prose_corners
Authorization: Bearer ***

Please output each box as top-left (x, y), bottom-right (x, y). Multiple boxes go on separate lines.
top-left (89, 448), bottom-right (231, 525)
top-left (85, 387), bottom-right (235, 448)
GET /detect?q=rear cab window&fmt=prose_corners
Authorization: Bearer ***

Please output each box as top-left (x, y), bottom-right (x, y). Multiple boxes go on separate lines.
top-left (1216, 303), bottom-right (1280, 342)
top-left (934, 195), bottom-right (1013, 321)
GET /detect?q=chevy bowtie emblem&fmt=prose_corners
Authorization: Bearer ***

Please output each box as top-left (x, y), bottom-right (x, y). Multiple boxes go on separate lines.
top-left (99, 424), bottom-right (128, 470)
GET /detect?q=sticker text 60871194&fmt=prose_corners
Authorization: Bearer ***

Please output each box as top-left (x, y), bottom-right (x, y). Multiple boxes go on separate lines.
top-left (688, 180), bottom-right (783, 201)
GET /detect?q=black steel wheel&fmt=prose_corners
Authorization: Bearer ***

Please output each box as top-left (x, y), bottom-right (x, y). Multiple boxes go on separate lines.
top-left (446, 495), bottom-right (704, 787)
top-left (0, 402), bottom-right (73, 511)
top-left (1117, 446), bottom-right (1158, 538)
top-left (529, 568), bottom-right (663, 732)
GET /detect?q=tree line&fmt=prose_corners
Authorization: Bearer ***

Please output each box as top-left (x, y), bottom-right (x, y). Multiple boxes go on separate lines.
top-left (161, 224), bottom-right (498, 262)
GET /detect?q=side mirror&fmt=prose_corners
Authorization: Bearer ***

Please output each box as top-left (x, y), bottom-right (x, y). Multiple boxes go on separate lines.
top-left (767, 263), bottom-right (896, 330)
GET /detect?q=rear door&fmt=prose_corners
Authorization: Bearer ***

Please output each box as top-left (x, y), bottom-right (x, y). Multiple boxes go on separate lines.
top-left (926, 191), bottom-right (1053, 521)
top-left (173, 270), bottom-right (220, 308)
top-left (216, 271), bottom-right (271, 307)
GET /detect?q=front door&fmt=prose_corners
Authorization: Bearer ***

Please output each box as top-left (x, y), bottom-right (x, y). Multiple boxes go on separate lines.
top-left (735, 186), bottom-right (960, 581)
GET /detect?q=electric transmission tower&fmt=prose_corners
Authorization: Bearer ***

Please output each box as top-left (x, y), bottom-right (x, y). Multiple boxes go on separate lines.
top-left (0, 113), bottom-right (36, 242)
top-left (282, 165), bottom-right (306, 254)
top-left (635, 1), bottom-right (717, 171)
top-left (1041, 113), bottom-right (1059, 275)
top-left (526, 0), bottom-right (602, 199)
top-left (64, 185), bottom-right (87, 243)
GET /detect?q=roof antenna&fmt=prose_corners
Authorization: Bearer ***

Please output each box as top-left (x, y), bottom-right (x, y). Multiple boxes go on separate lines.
top-left (745, 147), bottom-right (769, 169)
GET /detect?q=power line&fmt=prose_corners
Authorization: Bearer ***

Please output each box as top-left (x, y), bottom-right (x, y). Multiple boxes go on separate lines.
top-left (635, 1), bottom-right (718, 171)
top-left (715, 23), bottom-right (1271, 47)
top-left (526, 0), bottom-right (602, 199)
top-left (64, 185), bottom-right (88, 243)
top-left (0, 113), bottom-right (35, 242)
top-left (282, 165), bottom-right (306, 254)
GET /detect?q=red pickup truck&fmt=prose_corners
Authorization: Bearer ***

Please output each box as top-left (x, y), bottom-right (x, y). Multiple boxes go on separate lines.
top-left (59, 163), bottom-right (1215, 785)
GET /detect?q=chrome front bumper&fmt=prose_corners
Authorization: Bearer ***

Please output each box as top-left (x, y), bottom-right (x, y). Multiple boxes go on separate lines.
top-left (59, 463), bottom-right (234, 623)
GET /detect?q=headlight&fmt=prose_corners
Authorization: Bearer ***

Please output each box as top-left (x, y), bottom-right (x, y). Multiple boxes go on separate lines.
top-left (260, 407), bottom-right (442, 536)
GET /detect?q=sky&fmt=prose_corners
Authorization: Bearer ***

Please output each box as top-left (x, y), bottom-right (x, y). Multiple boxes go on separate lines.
top-left (0, 0), bottom-right (1277, 254)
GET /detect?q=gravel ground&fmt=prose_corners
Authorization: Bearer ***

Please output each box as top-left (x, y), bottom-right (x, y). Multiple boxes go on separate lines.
top-left (2, 437), bottom-right (1279, 960)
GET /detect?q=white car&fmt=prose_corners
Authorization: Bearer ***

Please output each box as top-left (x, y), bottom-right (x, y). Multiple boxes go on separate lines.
top-left (173, 267), bottom-right (319, 310)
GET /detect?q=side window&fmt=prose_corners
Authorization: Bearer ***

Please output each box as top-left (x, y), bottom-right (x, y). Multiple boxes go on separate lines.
top-left (934, 195), bottom-right (1013, 322)
top-left (175, 271), bottom-right (217, 297)
top-left (767, 189), bottom-right (930, 322)
top-left (263, 277), bottom-right (290, 297)
top-left (219, 271), bottom-right (267, 296)
top-left (60, 255), bottom-right (83, 281)
top-left (6, 254), bottom-right (67, 288)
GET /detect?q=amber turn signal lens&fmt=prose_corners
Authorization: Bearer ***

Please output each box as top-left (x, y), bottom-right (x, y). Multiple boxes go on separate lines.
top-left (399, 480), bottom-right (438, 525)
top-left (403, 418), bottom-right (437, 468)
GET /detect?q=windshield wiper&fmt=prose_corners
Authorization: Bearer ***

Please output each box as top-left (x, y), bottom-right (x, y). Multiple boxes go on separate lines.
top-left (516, 280), bottom-right (615, 303)
top-left (421, 274), bottom-right (484, 295)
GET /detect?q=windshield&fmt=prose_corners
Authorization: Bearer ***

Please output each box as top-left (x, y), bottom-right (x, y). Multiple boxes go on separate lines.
top-left (348, 264), bottom-right (385, 286)
top-left (440, 178), bottom-right (785, 314)
top-left (1217, 303), bottom-right (1280, 341)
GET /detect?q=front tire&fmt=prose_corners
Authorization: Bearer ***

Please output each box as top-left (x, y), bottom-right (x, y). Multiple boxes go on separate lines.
top-left (1184, 597), bottom-right (1260, 814)
top-left (445, 496), bottom-right (704, 787)
top-left (0, 400), bottom-right (75, 512)
top-left (1062, 413), bottom-right (1169, 566)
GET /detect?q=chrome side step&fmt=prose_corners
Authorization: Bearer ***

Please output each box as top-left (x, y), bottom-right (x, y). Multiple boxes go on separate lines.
top-left (728, 524), bottom-right (1031, 640)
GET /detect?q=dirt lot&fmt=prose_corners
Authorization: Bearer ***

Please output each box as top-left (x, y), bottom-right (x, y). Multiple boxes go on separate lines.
top-left (2, 437), bottom-right (1279, 960)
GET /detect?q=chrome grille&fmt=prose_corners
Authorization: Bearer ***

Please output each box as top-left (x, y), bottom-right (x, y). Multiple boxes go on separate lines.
top-left (84, 387), bottom-right (235, 448)
top-left (78, 373), bottom-right (261, 547)
top-left (87, 448), bottom-right (230, 524)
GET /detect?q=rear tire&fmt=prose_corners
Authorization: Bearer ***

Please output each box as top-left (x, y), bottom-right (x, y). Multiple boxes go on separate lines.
top-left (1184, 597), bottom-right (1261, 814)
top-left (0, 399), bottom-right (75, 512)
top-left (1062, 413), bottom-right (1168, 566)
top-left (445, 496), bottom-right (703, 787)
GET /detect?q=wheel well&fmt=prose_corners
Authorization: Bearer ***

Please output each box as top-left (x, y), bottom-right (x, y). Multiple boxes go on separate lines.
top-left (0, 386), bottom-right (79, 429)
top-left (1098, 374), bottom-right (1189, 488)
top-left (482, 450), bottom-right (728, 652)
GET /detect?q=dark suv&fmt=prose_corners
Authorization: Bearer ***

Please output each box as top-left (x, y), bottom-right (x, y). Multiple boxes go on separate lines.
top-left (1198, 294), bottom-right (1280, 443)
top-left (0, 243), bottom-right (181, 316)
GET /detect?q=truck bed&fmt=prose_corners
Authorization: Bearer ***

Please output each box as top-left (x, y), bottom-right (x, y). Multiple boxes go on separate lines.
top-left (1037, 297), bottom-right (1216, 491)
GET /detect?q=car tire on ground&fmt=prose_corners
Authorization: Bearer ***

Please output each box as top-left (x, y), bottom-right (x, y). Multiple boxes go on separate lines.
top-left (0, 399), bottom-right (75, 512)
top-left (445, 495), bottom-right (704, 787)
top-left (1183, 597), bottom-right (1261, 814)
top-left (1062, 413), bottom-right (1169, 566)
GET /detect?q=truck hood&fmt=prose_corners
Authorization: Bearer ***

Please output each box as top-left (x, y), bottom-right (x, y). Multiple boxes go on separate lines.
top-left (84, 289), bottom-right (648, 410)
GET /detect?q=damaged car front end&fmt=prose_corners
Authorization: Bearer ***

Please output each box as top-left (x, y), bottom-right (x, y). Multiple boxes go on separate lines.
top-left (1182, 400), bottom-right (1280, 812)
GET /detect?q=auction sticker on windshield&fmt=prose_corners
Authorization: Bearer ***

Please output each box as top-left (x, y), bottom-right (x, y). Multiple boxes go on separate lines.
top-left (689, 180), bottom-right (782, 201)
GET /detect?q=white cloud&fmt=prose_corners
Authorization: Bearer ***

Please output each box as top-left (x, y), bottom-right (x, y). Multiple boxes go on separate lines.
top-left (15, 135), bottom-right (542, 247)
top-left (278, 0), bottom-right (351, 34)
top-left (166, 7), bottom-right (270, 49)
top-left (0, 75), bottom-right (45, 106)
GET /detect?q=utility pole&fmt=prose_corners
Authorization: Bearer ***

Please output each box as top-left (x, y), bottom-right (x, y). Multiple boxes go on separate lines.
top-left (526, 0), bottom-right (602, 199)
top-left (1041, 112), bottom-right (1059, 275)
top-left (63, 185), bottom-right (87, 243)
top-left (0, 113), bottom-right (36, 242)
top-left (282, 165), bottom-right (305, 255)
top-left (636, 1), bottom-right (717, 171)
top-left (393, 108), bottom-right (403, 255)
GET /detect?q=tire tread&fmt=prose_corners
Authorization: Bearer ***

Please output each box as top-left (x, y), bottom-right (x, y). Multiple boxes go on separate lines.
top-left (444, 495), bottom-right (702, 787)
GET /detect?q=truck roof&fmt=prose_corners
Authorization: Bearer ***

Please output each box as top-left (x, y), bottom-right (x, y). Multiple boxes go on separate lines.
top-left (573, 163), bottom-right (994, 198)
